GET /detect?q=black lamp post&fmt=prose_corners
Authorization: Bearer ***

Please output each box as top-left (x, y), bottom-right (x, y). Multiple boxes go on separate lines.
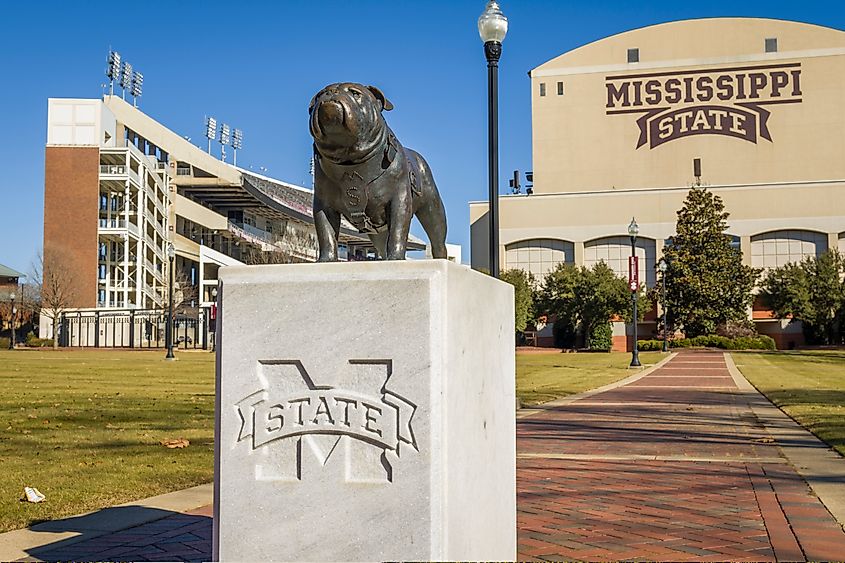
top-left (165, 243), bottom-right (176, 360)
top-left (8, 292), bottom-right (15, 350)
top-left (628, 218), bottom-right (641, 367)
top-left (211, 287), bottom-right (218, 353)
top-left (658, 257), bottom-right (669, 353)
top-left (478, 1), bottom-right (508, 278)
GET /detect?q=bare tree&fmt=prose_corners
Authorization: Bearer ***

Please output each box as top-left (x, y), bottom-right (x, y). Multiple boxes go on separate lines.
top-left (32, 249), bottom-right (77, 349)
top-left (172, 269), bottom-right (199, 311)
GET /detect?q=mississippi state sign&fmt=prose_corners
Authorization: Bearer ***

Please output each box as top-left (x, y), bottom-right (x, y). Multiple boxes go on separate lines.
top-left (605, 62), bottom-right (802, 149)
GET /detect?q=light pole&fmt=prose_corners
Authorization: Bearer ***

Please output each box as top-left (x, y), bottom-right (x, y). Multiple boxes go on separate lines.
top-left (658, 257), bottom-right (668, 353)
top-left (165, 243), bottom-right (176, 360)
top-left (211, 287), bottom-right (218, 352)
top-left (478, 1), bottom-right (508, 278)
top-left (628, 218), bottom-right (641, 367)
top-left (8, 292), bottom-right (15, 350)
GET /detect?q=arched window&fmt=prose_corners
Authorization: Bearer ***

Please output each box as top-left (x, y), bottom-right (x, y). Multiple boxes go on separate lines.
top-left (750, 230), bottom-right (828, 269)
top-left (584, 236), bottom-right (656, 287)
top-left (504, 238), bottom-right (573, 279)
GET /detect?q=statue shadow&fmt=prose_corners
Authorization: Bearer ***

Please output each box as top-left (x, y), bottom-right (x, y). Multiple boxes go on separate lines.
top-left (21, 505), bottom-right (211, 562)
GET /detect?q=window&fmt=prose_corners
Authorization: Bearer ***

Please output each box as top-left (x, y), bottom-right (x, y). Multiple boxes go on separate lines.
top-left (557, 81), bottom-right (564, 95)
top-left (627, 48), bottom-right (639, 63)
top-left (765, 37), bottom-right (778, 53)
top-left (750, 230), bottom-right (827, 270)
top-left (505, 239), bottom-right (573, 279)
top-left (539, 83), bottom-right (546, 97)
top-left (584, 236), bottom-right (656, 288)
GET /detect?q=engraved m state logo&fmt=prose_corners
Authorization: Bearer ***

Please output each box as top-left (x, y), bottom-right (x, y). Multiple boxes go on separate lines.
top-left (235, 359), bottom-right (417, 484)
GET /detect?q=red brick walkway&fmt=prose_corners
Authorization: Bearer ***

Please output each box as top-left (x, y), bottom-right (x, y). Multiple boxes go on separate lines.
top-left (517, 350), bottom-right (845, 561)
top-left (25, 351), bottom-right (845, 562)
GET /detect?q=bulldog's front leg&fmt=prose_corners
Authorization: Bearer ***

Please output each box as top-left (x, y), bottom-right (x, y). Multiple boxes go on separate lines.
top-left (385, 189), bottom-right (413, 260)
top-left (314, 197), bottom-right (341, 262)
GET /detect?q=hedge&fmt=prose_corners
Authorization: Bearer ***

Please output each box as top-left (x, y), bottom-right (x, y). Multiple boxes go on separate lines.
top-left (638, 334), bottom-right (776, 351)
top-left (588, 323), bottom-right (613, 351)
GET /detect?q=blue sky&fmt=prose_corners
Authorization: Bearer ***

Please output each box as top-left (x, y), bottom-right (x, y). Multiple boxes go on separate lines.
top-left (0, 1), bottom-right (842, 273)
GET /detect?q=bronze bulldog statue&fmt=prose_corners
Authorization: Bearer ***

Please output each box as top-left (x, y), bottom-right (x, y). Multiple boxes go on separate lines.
top-left (309, 82), bottom-right (448, 261)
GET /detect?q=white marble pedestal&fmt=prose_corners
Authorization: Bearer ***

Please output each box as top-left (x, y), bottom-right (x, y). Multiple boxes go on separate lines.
top-left (213, 260), bottom-right (515, 562)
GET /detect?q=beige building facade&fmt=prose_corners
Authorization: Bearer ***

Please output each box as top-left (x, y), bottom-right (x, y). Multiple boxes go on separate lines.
top-left (470, 17), bottom-right (845, 349)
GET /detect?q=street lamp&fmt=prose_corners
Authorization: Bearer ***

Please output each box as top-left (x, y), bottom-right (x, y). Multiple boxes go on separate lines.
top-left (658, 257), bottom-right (669, 352)
top-left (165, 243), bottom-right (176, 360)
top-left (8, 292), bottom-right (15, 350)
top-left (478, 0), bottom-right (508, 278)
top-left (211, 287), bottom-right (218, 353)
top-left (628, 218), bottom-right (641, 367)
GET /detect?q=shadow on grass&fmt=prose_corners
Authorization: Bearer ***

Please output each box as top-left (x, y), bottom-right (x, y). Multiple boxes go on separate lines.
top-left (24, 506), bottom-right (211, 562)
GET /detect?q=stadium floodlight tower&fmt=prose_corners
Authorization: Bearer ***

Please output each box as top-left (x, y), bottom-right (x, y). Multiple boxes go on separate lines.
top-left (219, 123), bottom-right (231, 162)
top-left (131, 70), bottom-right (143, 107)
top-left (120, 61), bottom-right (133, 100)
top-left (205, 117), bottom-right (218, 153)
top-left (232, 128), bottom-right (243, 166)
top-left (106, 50), bottom-right (121, 95)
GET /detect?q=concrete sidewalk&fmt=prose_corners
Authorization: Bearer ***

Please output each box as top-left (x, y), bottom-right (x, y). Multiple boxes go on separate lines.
top-left (517, 350), bottom-right (845, 561)
top-left (0, 485), bottom-right (212, 562)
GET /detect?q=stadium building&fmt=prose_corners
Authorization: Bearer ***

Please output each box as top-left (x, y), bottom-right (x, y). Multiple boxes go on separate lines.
top-left (42, 94), bottom-right (422, 346)
top-left (470, 17), bottom-right (845, 349)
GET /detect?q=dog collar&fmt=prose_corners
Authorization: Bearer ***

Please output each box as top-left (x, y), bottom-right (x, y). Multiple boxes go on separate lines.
top-left (317, 129), bottom-right (400, 234)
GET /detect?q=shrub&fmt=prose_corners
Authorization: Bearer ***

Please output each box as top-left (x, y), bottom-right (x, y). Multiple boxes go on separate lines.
top-left (588, 323), bottom-right (613, 351)
top-left (716, 320), bottom-right (758, 338)
top-left (637, 334), bottom-right (776, 351)
top-left (25, 332), bottom-right (53, 348)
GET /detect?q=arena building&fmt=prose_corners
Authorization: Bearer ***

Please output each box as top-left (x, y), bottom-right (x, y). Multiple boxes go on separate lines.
top-left (470, 17), bottom-right (845, 350)
top-left (42, 95), bottom-right (423, 346)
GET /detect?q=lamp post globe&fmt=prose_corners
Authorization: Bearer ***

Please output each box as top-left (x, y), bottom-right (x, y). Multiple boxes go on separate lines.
top-left (628, 218), bottom-right (641, 367)
top-left (479, 1), bottom-right (507, 278)
top-left (478, 1), bottom-right (508, 43)
top-left (658, 257), bottom-right (669, 352)
top-left (165, 243), bottom-right (176, 360)
top-left (8, 292), bottom-right (15, 350)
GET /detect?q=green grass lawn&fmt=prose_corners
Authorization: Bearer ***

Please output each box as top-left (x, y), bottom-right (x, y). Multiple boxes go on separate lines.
top-left (516, 351), bottom-right (664, 406)
top-left (732, 350), bottom-right (845, 457)
top-left (0, 349), bottom-right (215, 533)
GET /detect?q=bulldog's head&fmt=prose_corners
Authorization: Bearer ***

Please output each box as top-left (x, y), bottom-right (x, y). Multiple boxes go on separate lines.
top-left (309, 82), bottom-right (394, 164)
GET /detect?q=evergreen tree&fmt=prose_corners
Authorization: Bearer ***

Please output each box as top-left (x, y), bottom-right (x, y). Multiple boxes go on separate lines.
top-left (499, 268), bottom-right (536, 333)
top-left (761, 250), bottom-right (845, 344)
top-left (662, 187), bottom-right (759, 337)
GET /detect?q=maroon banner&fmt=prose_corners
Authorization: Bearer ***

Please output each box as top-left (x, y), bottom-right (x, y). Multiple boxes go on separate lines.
top-left (635, 105), bottom-right (772, 149)
top-left (628, 256), bottom-right (639, 291)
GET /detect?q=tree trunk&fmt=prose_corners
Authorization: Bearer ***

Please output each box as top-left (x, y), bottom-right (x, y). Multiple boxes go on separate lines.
top-left (52, 316), bottom-right (59, 350)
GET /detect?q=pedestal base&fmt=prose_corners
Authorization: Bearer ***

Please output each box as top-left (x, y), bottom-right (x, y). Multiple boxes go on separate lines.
top-left (214, 260), bottom-right (515, 561)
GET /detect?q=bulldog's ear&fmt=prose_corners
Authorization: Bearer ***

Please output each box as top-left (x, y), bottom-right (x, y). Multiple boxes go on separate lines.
top-left (367, 85), bottom-right (394, 111)
top-left (308, 94), bottom-right (317, 114)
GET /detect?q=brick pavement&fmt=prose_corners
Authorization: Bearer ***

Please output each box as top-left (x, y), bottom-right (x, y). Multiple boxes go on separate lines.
top-left (517, 350), bottom-right (845, 561)
top-left (23, 350), bottom-right (845, 562)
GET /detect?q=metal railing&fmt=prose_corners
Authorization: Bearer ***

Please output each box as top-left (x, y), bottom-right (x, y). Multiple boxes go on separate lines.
top-left (228, 220), bottom-right (278, 250)
top-left (58, 308), bottom-right (212, 350)
top-left (100, 164), bottom-right (126, 175)
top-left (144, 258), bottom-right (164, 284)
